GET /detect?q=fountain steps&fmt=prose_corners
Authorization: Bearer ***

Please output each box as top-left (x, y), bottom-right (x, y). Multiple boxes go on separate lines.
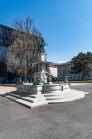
top-left (6, 92), bottom-right (48, 108)
top-left (47, 94), bottom-right (85, 103)
top-left (44, 89), bottom-right (88, 103)
top-left (5, 88), bottom-right (89, 108)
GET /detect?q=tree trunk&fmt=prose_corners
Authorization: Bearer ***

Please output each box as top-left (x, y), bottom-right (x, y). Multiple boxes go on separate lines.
top-left (82, 75), bottom-right (84, 81)
top-left (79, 73), bottom-right (80, 80)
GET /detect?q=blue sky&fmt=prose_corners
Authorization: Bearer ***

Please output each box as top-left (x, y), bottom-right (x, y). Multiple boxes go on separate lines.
top-left (0, 0), bottom-right (92, 63)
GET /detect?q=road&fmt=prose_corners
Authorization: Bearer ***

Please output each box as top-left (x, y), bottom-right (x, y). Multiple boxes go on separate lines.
top-left (0, 83), bottom-right (92, 139)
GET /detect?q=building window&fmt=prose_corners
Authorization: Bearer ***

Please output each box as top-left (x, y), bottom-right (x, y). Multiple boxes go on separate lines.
top-left (0, 27), bottom-right (3, 35)
top-left (74, 76), bottom-right (75, 78)
top-left (0, 38), bottom-right (3, 43)
top-left (7, 30), bottom-right (10, 36)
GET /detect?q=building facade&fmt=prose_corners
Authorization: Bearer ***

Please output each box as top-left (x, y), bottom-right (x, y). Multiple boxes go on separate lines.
top-left (57, 61), bottom-right (92, 80)
top-left (46, 62), bottom-right (57, 79)
top-left (49, 67), bottom-right (57, 77)
top-left (0, 24), bottom-right (58, 81)
top-left (0, 24), bottom-right (12, 78)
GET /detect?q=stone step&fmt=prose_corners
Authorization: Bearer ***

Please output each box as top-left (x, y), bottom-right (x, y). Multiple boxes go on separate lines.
top-left (6, 95), bottom-right (48, 108)
top-left (64, 89), bottom-right (76, 92)
top-left (10, 93), bottom-right (44, 98)
top-left (6, 89), bottom-right (89, 108)
top-left (10, 93), bottom-right (24, 98)
top-left (28, 94), bottom-right (44, 98)
top-left (16, 99), bottom-right (48, 108)
top-left (44, 90), bottom-right (83, 97)
top-left (9, 93), bottom-right (46, 103)
top-left (47, 94), bottom-right (85, 103)
top-left (21, 96), bottom-right (46, 103)
top-left (43, 90), bottom-right (62, 94)
top-left (45, 92), bottom-right (84, 100)
top-left (6, 95), bottom-right (18, 101)
top-left (9, 92), bottom-right (26, 97)
top-left (10, 90), bottom-right (79, 98)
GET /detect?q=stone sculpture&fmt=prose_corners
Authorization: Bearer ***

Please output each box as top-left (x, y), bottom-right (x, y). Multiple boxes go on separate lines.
top-left (37, 38), bottom-right (47, 53)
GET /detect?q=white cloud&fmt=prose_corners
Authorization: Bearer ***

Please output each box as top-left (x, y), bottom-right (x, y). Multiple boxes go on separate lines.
top-left (58, 61), bottom-right (66, 64)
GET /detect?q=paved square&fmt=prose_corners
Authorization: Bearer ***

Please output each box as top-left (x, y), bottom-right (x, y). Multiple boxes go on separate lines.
top-left (0, 83), bottom-right (92, 139)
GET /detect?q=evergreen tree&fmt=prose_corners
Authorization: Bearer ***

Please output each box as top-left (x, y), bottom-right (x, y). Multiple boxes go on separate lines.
top-left (70, 52), bottom-right (92, 80)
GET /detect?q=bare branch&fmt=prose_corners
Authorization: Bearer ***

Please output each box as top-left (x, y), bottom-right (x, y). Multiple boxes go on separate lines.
top-left (7, 17), bottom-right (43, 82)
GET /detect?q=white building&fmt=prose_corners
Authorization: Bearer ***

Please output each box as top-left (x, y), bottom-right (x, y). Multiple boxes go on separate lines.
top-left (49, 67), bottom-right (57, 77)
top-left (47, 62), bottom-right (57, 78)
top-left (57, 61), bottom-right (92, 80)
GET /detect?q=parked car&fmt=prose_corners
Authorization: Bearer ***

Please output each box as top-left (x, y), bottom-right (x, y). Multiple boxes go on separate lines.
top-left (0, 77), bottom-right (9, 84)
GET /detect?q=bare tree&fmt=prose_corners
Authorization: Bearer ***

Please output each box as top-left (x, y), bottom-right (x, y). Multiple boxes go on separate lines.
top-left (7, 17), bottom-right (44, 82)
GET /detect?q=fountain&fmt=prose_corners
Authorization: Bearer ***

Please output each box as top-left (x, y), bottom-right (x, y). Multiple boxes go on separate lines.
top-left (6, 39), bottom-right (89, 108)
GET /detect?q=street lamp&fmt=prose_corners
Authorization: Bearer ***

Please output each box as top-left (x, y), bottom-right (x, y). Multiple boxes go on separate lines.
top-left (24, 42), bottom-right (27, 82)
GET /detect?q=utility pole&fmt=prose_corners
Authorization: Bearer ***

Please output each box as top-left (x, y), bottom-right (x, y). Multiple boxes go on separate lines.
top-left (25, 42), bottom-right (27, 82)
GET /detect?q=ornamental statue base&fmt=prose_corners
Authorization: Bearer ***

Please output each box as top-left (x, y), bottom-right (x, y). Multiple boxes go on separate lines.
top-left (5, 83), bottom-right (89, 108)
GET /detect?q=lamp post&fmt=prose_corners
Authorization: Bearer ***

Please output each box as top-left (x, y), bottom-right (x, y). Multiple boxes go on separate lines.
top-left (24, 43), bottom-right (27, 82)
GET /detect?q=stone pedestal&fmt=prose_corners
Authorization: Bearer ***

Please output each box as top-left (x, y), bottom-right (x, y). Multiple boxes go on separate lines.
top-left (6, 83), bottom-right (89, 108)
top-left (17, 84), bottom-right (43, 94)
top-left (38, 53), bottom-right (46, 62)
top-left (43, 84), bottom-right (62, 94)
top-left (17, 83), bottom-right (70, 95)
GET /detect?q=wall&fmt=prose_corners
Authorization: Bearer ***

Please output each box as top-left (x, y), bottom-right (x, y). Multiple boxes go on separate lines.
top-left (49, 67), bottom-right (57, 77)
top-left (0, 46), bottom-right (8, 61)
top-left (57, 63), bottom-right (92, 80)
